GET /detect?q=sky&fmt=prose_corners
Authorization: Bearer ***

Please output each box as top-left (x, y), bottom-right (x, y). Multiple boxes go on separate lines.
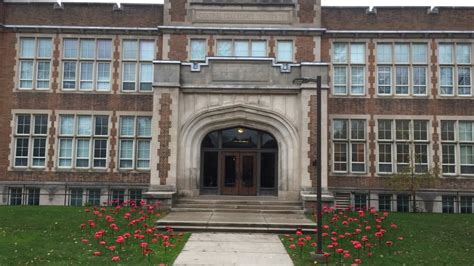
top-left (8, 0), bottom-right (474, 6)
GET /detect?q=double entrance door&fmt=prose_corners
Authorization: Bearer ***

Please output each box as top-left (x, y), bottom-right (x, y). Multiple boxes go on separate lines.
top-left (220, 152), bottom-right (257, 196)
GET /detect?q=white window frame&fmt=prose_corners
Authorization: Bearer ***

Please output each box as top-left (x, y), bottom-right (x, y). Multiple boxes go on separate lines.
top-left (438, 43), bottom-right (472, 97)
top-left (18, 37), bottom-right (53, 91)
top-left (61, 38), bottom-right (113, 92)
top-left (118, 116), bottom-right (152, 171)
top-left (276, 40), bottom-right (294, 62)
top-left (332, 42), bottom-right (367, 96)
top-left (13, 114), bottom-right (49, 169)
top-left (215, 39), bottom-right (268, 58)
top-left (440, 120), bottom-right (474, 176)
top-left (121, 39), bottom-right (155, 92)
top-left (332, 119), bottom-right (367, 174)
top-left (376, 42), bottom-right (429, 97)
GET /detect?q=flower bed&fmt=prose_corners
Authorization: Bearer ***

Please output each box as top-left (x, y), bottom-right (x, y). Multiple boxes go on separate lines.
top-left (281, 206), bottom-right (404, 265)
top-left (79, 200), bottom-right (188, 265)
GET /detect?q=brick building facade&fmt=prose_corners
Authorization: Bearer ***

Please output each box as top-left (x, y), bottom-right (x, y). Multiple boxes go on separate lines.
top-left (0, 0), bottom-right (473, 213)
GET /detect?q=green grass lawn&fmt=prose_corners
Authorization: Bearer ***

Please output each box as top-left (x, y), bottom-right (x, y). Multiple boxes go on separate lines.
top-left (0, 206), bottom-right (189, 265)
top-left (282, 212), bottom-right (474, 265)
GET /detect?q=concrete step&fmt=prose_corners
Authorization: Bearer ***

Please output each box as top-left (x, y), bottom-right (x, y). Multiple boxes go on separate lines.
top-left (173, 203), bottom-right (303, 210)
top-left (157, 220), bottom-right (315, 229)
top-left (157, 225), bottom-right (315, 234)
top-left (175, 199), bottom-right (302, 206)
top-left (171, 207), bottom-right (305, 214)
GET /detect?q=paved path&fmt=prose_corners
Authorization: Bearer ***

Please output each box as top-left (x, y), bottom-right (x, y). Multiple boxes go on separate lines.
top-left (173, 233), bottom-right (293, 266)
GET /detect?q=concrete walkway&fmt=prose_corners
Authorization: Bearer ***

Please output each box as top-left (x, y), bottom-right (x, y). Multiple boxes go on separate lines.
top-left (173, 233), bottom-right (293, 266)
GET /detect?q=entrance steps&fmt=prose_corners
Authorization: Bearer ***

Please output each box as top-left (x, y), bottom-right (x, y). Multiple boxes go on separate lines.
top-left (157, 196), bottom-right (316, 234)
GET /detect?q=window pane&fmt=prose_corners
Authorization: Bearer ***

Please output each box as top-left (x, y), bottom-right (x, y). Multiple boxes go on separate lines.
top-left (97, 63), bottom-right (111, 91)
top-left (76, 139), bottom-right (90, 168)
top-left (36, 61), bottom-right (51, 89)
top-left (456, 44), bottom-right (471, 64)
top-left (351, 43), bottom-right (365, 64)
top-left (414, 144), bottom-right (429, 173)
top-left (34, 115), bottom-right (48, 135)
top-left (378, 66), bottom-right (391, 94)
top-left (32, 138), bottom-right (46, 167)
top-left (63, 39), bottom-right (78, 58)
top-left (139, 63), bottom-right (153, 92)
top-left (378, 144), bottom-right (392, 173)
top-left (442, 144), bottom-right (456, 174)
top-left (137, 117), bottom-right (152, 137)
top-left (235, 41), bottom-right (249, 57)
top-left (80, 62), bottom-right (93, 90)
top-left (60, 115), bottom-right (74, 135)
top-left (19, 61), bottom-right (34, 89)
top-left (413, 120), bottom-right (428, 141)
top-left (251, 41), bottom-right (266, 57)
top-left (459, 122), bottom-right (473, 141)
top-left (140, 40), bottom-right (155, 61)
top-left (439, 44), bottom-right (453, 64)
top-left (333, 120), bottom-right (348, 139)
top-left (378, 120), bottom-right (392, 140)
top-left (119, 140), bottom-right (133, 168)
top-left (38, 38), bottom-right (52, 58)
top-left (440, 67), bottom-right (453, 95)
top-left (395, 66), bottom-right (409, 95)
top-left (17, 114), bottom-right (31, 135)
top-left (413, 66), bottom-right (427, 95)
top-left (122, 63), bottom-right (136, 91)
top-left (394, 44), bottom-right (409, 63)
top-left (97, 39), bottom-right (112, 59)
top-left (137, 140), bottom-right (150, 169)
top-left (120, 117), bottom-right (135, 136)
top-left (458, 67), bottom-right (471, 96)
top-left (441, 121), bottom-right (455, 141)
top-left (333, 66), bottom-right (347, 95)
top-left (59, 138), bottom-right (73, 167)
top-left (396, 120), bottom-right (410, 140)
top-left (396, 143), bottom-right (410, 172)
top-left (20, 38), bottom-right (35, 58)
top-left (412, 43), bottom-right (428, 64)
top-left (351, 120), bottom-right (365, 140)
top-left (461, 145), bottom-right (474, 174)
top-left (351, 66), bottom-right (364, 95)
top-left (77, 116), bottom-right (92, 136)
top-left (95, 116), bottom-right (109, 136)
top-left (351, 143), bottom-right (365, 172)
top-left (80, 39), bottom-right (95, 59)
top-left (333, 43), bottom-right (347, 63)
top-left (216, 40), bottom-right (232, 56)
top-left (334, 143), bottom-right (347, 172)
top-left (63, 62), bottom-right (77, 89)
top-left (190, 40), bottom-right (206, 61)
top-left (27, 188), bottom-right (40, 205)
top-left (123, 40), bottom-right (138, 60)
top-left (15, 138), bottom-right (29, 167)
top-left (93, 139), bottom-right (107, 168)
top-left (277, 41), bottom-right (293, 62)
top-left (377, 43), bottom-right (392, 64)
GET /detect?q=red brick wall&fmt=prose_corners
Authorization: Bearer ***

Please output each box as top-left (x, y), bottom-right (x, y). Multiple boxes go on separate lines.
top-left (3, 3), bottom-right (163, 27)
top-left (322, 7), bottom-right (474, 30)
top-left (157, 94), bottom-right (172, 185)
top-left (168, 34), bottom-right (188, 61)
top-left (295, 36), bottom-right (315, 62)
top-left (298, 0), bottom-right (316, 24)
top-left (170, 0), bottom-right (187, 22)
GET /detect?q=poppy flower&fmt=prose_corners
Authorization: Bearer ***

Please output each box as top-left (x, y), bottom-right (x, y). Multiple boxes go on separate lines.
top-left (391, 223), bottom-right (398, 229)
top-left (140, 242), bottom-right (149, 249)
top-left (111, 256), bottom-right (120, 262)
top-left (344, 253), bottom-right (351, 258)
top-left (115, 236), bottom-right (125, 244)
top-left (296, 231), bottom-right (303, 236)
top-left (305, 236), bottom-right (312, 241)
top-left (108, 245), bottom-right (116, 251)
top-left (385, 240), bottom-right (394, 247)
top-left (323, 252), bottom-right (331, 258)
top-left (311, 242), bottom-right (317, 247)
top-left (397, 236), bottom-right (404, 241)
top-left (81, 239), bottom-right (89, 244)
top-left (93, 251), bottom-right (101, 256)
top-left (354, 258), bottom-right (362, 264)
top-left (336, 248), bottom-right (344, 254)
top-left (99, 241), bottom-right (106, 246)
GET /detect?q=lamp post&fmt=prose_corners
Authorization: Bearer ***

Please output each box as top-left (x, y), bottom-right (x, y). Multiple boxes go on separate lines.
top-left (293, 76), bottom-right (325, 258)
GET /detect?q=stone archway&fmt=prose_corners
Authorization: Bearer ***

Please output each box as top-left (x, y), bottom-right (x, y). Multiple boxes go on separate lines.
top-left (177, 104), bottom-right (301, 200)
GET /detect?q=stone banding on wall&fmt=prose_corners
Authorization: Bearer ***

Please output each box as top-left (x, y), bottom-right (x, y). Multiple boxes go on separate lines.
top-left (158, 94), bottom-right (173, 185)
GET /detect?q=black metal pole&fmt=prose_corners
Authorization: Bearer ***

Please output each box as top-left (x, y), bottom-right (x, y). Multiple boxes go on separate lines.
top-left (316, 76), bottom-right (323, 255)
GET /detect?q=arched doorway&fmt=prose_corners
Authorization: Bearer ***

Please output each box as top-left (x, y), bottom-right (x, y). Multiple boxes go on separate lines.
top-left (200, 127), bottom-right (278, 196)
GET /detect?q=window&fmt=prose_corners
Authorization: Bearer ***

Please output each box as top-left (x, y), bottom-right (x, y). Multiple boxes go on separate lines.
top-left (216, 40), bottom-right (267, 57)
top-left (442, 196), bottom-right (455, 213)
top-left (441, 120), bottom-right (474, 175)
top-left (58, 115), bottom-right (109, 169)
top-left (18, 37), bottom-right (53, 90)
top-left (122, 39), bottom-right (155, 92)
top-left (129, 189), bottom-right (143, 205)
top-left (87, 189), bottom-right (101, 206)
top-left (62, 38), bottom-right (112, 91)
top-left (14, 114), bottom-right (48, 168)
top-left (439, 43), bottom-right (472, 96)
top-left (396, 195), bottom-right (410, 212)
top-left (70, 188), bottom-right (83, 206)
top-left (460, 196), bottom-right (473, 213)
top-left (276, 41), bottom-right (293, 62)
top-left (377, 119), bottom-right (430, 174)
top-left (27, 188), bottom-right (40, 205)
top-left (190, 39), bottom-right (206, 61)
top-left (376, 43), bottom-right (428, 96)
top-left (332, 43), bottom-right (366, 95)
top-left (378, 194), bottom-right (392, 211)
top-left (118, 116), bottom-right (151, 170)
top-left (9, 188), bottom-right (22, 205)
top-left (354, 194), bottom-right (368, 210)
top-left (332, 119), bottom-right (366, 173)
top-left (111, 189), bottom-right (125, 206)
